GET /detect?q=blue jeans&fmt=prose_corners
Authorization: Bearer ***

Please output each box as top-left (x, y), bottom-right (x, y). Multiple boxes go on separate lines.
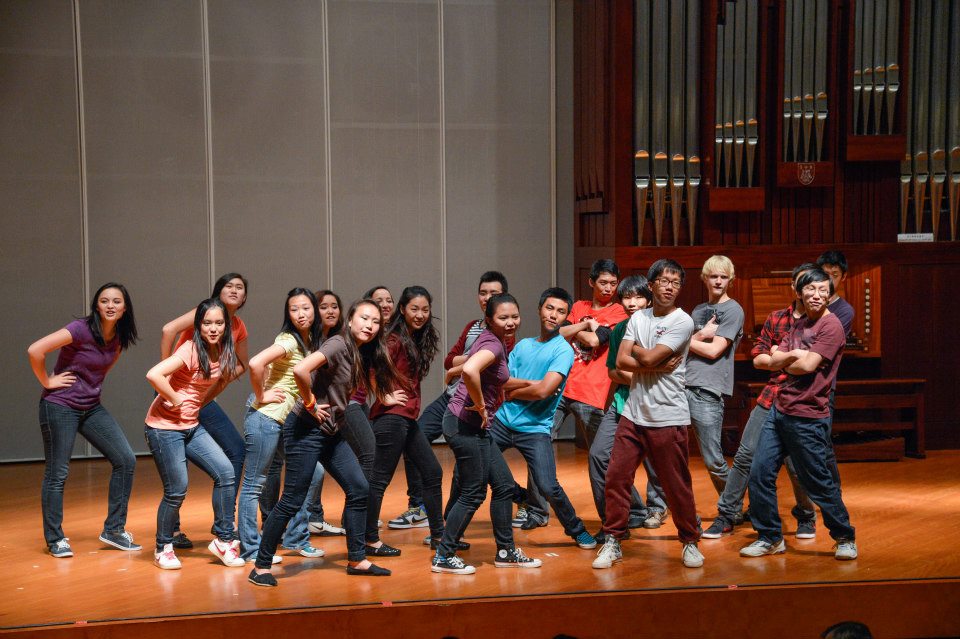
top-left (748, 407), bottom-right (855, 543)
top-left (366, 414), bottom-right (444, 542)
top-left (685, 387), bottom-right (730, 495)
top-left (238, 408), bottom-right (319, 560)
top-left (197, 401), bottom-right (245, 502)
top-left (438, 411), bottom-right (515, 557)
top-left (256, 411), bottom-right (369, 567)
top-left (717, 403), bottom-right (816, 523)
top-left (527, 396), bottom-right (604, 521)
top-left (403, 392), bottom-right (449, 508)
top-left (145, 424), bottom-right (236, 548)
top-left (490, 419), bottom-right (587, 537)
top-left (39, 400), bottom-right (137, 545)
top-left (589, 405), bottom-right (666, 523)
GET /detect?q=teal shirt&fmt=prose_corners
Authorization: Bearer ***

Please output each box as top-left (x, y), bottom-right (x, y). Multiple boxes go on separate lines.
top-left (606, 318), bottom-right (631, 415)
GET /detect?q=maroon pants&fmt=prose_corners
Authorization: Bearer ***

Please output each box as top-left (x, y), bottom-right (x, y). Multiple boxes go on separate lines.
top-left (603, 416), bottom-right (700, 543)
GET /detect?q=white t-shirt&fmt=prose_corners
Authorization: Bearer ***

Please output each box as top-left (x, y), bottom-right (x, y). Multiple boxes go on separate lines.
top-left (621, 307), bottom-right (694, 428)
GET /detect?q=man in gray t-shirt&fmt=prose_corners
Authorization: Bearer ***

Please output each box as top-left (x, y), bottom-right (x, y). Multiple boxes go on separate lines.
top-left (685, 256), bottom-right (745, 498)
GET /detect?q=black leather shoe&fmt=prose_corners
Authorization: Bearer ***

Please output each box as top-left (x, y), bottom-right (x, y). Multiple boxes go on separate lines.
top-left (347, 563), bottom-right (391, 576)
top-left (365, 543), bottom-right (401, 557)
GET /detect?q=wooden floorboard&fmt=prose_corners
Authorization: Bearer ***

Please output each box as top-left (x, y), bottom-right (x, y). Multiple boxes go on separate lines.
top-left (2, 445), bottom-right (958, 638)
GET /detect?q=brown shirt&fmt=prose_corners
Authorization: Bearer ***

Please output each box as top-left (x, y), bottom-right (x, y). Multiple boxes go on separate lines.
top-left (294, 335), bottom-right (354, 432)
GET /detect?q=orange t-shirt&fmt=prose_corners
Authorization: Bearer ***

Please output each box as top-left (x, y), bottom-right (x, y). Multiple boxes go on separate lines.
top-left (146, 341), bottom-right (221, 430)
top-left (561, 300), bottom-right (628, 410)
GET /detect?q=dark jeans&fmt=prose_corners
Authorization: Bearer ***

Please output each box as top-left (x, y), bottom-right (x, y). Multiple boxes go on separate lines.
top-left (438, 411), bottom-right (515, 557)
top-left (748, 407), bottom-right (855, 543)
top-left (403, 392), bottom-right (448, 508)
top-left (39, 400), bottom-right (136, 545)
top-left (366, 414), bottom-right (444, 542)
top-left (256, 411), bottom-right (369, 567)
top-left (490, 419), bottom-right (586, 537)
top-left (145, 424), bottom-right (236, 548)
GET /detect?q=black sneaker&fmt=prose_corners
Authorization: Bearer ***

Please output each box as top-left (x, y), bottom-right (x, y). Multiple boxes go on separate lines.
top-left (365, 543), bottom-right (401, 557)
top-left (494, 546), bottom-right (542, 568)
top-left (796, 520), bottom-right (816, 539)
top-left (171, 532), bottom-right (193, 549)
top-left (99, 530), bottom-right (142, 551)
top-left (248, 568), bottom-right (278, 587)
top-left (701, 518), bottom-right (733, 539)
top-left (49, 538), bottom-right (73, 558)
top-left (431, 553), bottom-right (476, 574)
top-left (519, 513), bottom-right (548, 530)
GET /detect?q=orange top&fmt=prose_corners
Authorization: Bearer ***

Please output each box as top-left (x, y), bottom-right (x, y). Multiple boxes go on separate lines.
top-left (561, 300), bottom-right (628, 410)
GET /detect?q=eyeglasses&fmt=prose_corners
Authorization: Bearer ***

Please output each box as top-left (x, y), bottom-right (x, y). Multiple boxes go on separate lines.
top-left (655, 278), bottom-right (682, 290)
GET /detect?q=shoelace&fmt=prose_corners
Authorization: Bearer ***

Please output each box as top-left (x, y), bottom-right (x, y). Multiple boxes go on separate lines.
top-left (55, 538), bottom-right (70, 551)
top-left (447, 556), bottom-right (466, 568)
top-left (121, 531), bottom-right (135, 543)
top-left (513, 547), bottom-right (530, 561)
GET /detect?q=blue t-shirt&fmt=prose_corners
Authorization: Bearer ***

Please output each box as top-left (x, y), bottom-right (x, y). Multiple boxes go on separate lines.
top-left (496, 334), bottom-right (574, 434)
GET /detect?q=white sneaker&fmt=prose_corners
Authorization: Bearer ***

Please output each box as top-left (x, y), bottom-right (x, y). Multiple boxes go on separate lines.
top-left (154, 543), bottom-right (182, 570)
top-left (682, 542), bottom-right (704, 568)
top-left (308, 520), bottom-right (346, 535)
top-left (739, 538), bottom-right (786, 557)
top-left (592, 537), bottom-right (622, 569)
top-left (208, 538), bottom-right (245, 567)
top-left (834, 540), bottom-right (858, 560)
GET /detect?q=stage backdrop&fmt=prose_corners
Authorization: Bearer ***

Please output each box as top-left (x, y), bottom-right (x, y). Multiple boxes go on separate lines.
top-left (0, 0), bottom-right (575, 461)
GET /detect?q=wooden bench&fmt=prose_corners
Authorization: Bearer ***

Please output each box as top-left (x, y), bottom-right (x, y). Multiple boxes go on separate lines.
top-left (735, 378), bottom-right (926, 460)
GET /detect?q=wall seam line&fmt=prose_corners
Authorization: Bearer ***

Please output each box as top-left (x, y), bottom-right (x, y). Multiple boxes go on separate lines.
top-left (439, 0), bottom-right (448, 356)
top-left (551, 0), bottom-right (557, 286)
top-left (322, 0), bottom-right (334, 289)
top-left (201, 0), bottom-right (215, 286)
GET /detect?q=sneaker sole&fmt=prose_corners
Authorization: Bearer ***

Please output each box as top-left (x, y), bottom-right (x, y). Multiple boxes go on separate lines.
top-left (796, 532), bottom-right (816, 539)
top-left (701, 530), bottom-right (732, 539)
top-left (154, 560), bottom-right (181, 570)
top-left (683, 558), bottom-right (705, 568)
top-left (592, 558), bottom-right (622, 569)
top-left (577, 542), bottom-right (598, 550)
top-left (98, 534), bottom-right (142, 551)
top-left (431, 565), bottom-right (476, 575)
top-left (494, 561), bottom-right (542, 568)
top-left (386, 520), bottom-right (429, 530)
top-left (740, 544), bottom-right (786, 557)
top-left (50, 550), bottom-right (73, 558)
top-left (835, 553), bottom-right (858, 561)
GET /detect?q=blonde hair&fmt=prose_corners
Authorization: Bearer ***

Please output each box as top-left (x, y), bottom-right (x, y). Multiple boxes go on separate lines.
top-left (701, 255), bottom-right (735, 279)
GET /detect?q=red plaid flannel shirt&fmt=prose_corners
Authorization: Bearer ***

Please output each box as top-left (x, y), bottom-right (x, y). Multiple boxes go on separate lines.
top-left (751, 306), bottom-right (797, 409)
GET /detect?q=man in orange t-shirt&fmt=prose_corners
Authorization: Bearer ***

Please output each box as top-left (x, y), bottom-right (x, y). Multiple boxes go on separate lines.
top-left (515, 258), bottom-right (628, 530)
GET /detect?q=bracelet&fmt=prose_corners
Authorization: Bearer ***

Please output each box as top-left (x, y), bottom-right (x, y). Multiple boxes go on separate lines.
top-left (304, 396), bottom-right (316, 412)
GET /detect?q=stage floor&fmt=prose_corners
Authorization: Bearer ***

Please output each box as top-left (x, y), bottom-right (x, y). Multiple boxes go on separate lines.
top-left (2, 445), bottom-right (959, 633)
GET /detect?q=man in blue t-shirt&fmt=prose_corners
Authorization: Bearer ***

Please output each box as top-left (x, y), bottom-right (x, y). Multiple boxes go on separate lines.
top-left (489, 287), bottom-right (596, 550)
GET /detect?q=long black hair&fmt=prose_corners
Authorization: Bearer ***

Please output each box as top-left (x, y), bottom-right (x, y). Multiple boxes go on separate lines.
top-left (346, 299), bottom-right (403, 402)
top-left (212, 272), bottom-right (249, 310)
top-left (192, 298), bottom-right (237, 379)
top-left (280, 288), bottom-right (322, 355)
top-left (314, 289), bottom-right (344, 339)
top-left (86, 282), bottom-right (138, 351)
top-left (386, 285), bottom-right (440, 382)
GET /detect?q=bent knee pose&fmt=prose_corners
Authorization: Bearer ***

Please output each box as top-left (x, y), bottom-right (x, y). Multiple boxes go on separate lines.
top-left (591, 275), bottom-right (668, 535)
top-left (741, 269), bottom-right (857, 562)
top-left (29, 283), bottom-right (140, 558)
top-left (146, 298), bottom-right (244, 570)
top-left (595, 259), bottom-right (703, 570)
top-left (492, 288), bottom-right (595, 551)
top-left (364, 286), bottom-right (445, 557)
top-left (390, 271), bottom-right (513, 530)
top-left (160, 272), bottom-right (250, 548)
top-left (249, 300), bottom-right (396, 586)
top-left (239, 288), bottom-right (327, 562)
top-left (434, 293), bottom-right (540, 574)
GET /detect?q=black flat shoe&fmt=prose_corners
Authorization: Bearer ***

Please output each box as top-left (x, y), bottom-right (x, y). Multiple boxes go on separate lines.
top-left (248, 568), bottom-right (278, 587)
top-left (365, 543), bottom-right (401, 557)
top-left (346, 563), bottom-right (391, 576)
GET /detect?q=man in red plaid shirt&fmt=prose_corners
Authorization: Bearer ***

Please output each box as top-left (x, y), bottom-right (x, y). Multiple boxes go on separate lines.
top-left (701, 263), bottom-right (818, 539)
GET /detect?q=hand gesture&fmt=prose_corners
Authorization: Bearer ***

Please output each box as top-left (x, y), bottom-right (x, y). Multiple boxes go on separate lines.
top-left (162, 392), bottom-right (186, 410)
top-left (44, 371), bottom-right (76, 390)
top-left (311, 402), bottom-right (331, 422)
top-left (467, 403), bottom-right (490, 429)
top-left (585, 318), bottom-right (600, 333)
top-left (382, 389), bottom-right (409, 407)
top-left (664, 353), bottom-right (684, 372)
top-left (260, 388), bottom-right (285, 404)
top-left (699, 316), bottom-right (719, 339)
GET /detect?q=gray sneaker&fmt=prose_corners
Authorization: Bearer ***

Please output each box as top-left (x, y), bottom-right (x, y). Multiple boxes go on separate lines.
top-left (49, 538), bottom-right (73, 558)
top-left (511, 506), bottom-right (528, 528)
top-left (739, 538), bottom-right (786, 557)
top-left (99, 530), bottom-right (142, 551)
top-left (643, 509), bottom-right (669, 529)
top-left (834, 540), bottom-right (858, 560)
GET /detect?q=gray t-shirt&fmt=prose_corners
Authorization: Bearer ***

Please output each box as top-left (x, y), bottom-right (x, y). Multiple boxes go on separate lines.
top-left (685, 299), bottom-right (744, 397)
top-left (622, 307), bottom-right (694, 428)
top-left (294, 335), bottom-right (354, 432)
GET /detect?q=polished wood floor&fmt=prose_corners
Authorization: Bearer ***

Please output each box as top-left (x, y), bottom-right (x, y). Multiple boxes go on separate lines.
top-left (2, 445), bottom-right (959, 632)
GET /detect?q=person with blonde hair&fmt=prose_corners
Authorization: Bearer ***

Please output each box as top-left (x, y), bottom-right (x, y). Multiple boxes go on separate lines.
top-left (683, 255), bottom-right (744, 498)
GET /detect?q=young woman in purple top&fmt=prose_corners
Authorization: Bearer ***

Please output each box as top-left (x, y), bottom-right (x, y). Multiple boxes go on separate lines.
top-left (28, 282), bottom-right (140, 558)
top-left (431, 293), bottom-right (541, 574)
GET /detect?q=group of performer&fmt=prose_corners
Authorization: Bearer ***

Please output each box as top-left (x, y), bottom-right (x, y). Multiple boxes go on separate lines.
top-left (27, 251), bottom-right (858, 586)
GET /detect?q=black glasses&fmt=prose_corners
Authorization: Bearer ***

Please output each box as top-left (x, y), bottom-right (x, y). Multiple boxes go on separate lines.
top-left (655, 278), bottom-right (682, 290)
